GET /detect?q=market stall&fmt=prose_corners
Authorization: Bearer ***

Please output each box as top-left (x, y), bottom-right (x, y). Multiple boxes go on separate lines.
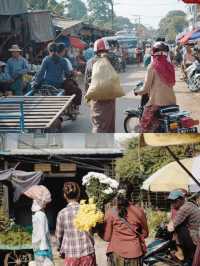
top-left (0, 169), bottom-right (42, 266)
top-left (0, 1), bottom-right (55, 63)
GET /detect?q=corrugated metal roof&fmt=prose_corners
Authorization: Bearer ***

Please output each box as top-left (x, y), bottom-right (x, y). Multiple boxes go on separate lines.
top-left (3, 148), bottom-right (123, 156)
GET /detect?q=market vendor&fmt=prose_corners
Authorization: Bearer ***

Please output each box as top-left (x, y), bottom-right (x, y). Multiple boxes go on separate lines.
top-left (0, 61), bottom-right (13, 96)
top-left (6, 44), bottom-right (29, 95)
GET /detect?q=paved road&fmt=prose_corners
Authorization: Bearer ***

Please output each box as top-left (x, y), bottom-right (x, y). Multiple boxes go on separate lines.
top-left (62, 65), bottom-right (200, 133)
top-left (62, 65), bottom-right (143, 133)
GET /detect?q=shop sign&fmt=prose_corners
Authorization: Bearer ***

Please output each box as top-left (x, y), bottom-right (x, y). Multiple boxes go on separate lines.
top-left (59, 163), bottom-right (77, 172)
top-left (34, 164), bottom-right (51, 172)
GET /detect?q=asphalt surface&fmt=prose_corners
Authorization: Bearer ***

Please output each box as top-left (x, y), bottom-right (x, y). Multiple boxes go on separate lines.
top-left (62, 64), bottom-right (200, 133)
top-left (62, 64), bottom-right (143, 133)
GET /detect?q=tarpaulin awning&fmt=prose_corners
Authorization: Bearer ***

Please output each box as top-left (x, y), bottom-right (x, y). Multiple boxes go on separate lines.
top-left (69, 36), bottom-right (87, 49)
top-left (141, 157), bottom-right (200, 192)
top-left (0, 169), bottom-right (42, 202)
top-left (0, 0), bottom-right (27, 15)
top-left (189, 29), bottom-right (200, 42)
top-left (28, 11), bottom-right (55, 43)
top-left (179, 30), bottom-right (197, 44)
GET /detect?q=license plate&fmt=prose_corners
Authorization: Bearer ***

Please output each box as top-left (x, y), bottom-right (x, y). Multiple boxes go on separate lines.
top-left (177, 127), bottom-right (198, 133)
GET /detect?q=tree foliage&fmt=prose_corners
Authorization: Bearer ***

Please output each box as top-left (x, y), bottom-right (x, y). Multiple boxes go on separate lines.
top-left (87, 0), bottom-right (112, 25)
top-left (115, 137), bottom-right (200, 186)
top-left (66, 0), bottom-right (87, 20)
top-left (157, 10), bottom-right (188, 41)
top-left (113, 16), bottom-right (134, 31)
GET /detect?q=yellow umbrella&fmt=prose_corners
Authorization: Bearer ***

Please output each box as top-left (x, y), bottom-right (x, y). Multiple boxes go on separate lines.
top-left (141, 133), bottom-right (200, 147)
top-left (142, 157), bottom-right (200, 192)
top-left (140, 133), bottom-right (200, 190)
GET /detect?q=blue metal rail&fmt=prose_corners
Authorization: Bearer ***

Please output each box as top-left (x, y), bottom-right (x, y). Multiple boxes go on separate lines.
top-left (0, 98), bottom-right (25, 132)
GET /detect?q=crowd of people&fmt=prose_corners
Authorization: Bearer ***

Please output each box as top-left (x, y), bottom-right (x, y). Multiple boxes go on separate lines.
top-left (31, 180), bottom-right (200, 266)
top-left (0, 38), bottom-right (198, 133)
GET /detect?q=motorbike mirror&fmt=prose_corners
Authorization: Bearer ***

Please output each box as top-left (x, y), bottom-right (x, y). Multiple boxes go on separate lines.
top-left (136, 81), bottom-right (144, 87)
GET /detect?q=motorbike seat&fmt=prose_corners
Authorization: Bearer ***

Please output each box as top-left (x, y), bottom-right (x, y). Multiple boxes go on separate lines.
top-left (145, 240), bottom-right (171, 258)
top-left (158, 105), bottom-right (180, 115)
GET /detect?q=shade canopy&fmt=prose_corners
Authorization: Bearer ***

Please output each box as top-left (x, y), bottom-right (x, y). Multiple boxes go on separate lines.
top-left (141, 134), bottom-right (200, 147)
top-left (142, 157), bottom-right (200, 192)
top-left (189, 30), bottom-right (200, 42)
top-left (69, 36), bottom-right (87, 49)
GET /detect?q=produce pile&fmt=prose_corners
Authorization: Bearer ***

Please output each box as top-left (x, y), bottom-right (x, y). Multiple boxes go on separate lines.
top-left (0, 207), bottom-right (32, 246)
top-left (146, 208), bottom-right (169, 237)
top-left (0, 225), bottom-right (32, 246)
top-left (0, 207), bottom-right (12, 232)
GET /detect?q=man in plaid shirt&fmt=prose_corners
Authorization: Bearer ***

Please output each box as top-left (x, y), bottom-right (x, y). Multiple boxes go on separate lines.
top-left (55, 182), bottom-right (96, 266)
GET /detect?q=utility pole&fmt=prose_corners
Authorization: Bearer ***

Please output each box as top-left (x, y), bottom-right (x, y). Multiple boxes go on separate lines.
top-left (194, 4), bottom-right (197, 28)
top-left (110, 0), bottom-right (114, 30)
top-left (132, 14), bottom-right (142, 38)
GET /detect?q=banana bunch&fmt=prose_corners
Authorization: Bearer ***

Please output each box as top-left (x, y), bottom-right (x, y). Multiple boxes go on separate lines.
top-left (0, 208), bottom-right (12, 232)
top-left (0, 227), bottom-right (31, 246)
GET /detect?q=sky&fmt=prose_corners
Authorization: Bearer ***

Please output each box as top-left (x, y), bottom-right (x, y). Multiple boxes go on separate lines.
top-left (80, 0), bottom-right (187, 29)
top-left (113, 0), bottom-right (187, 29)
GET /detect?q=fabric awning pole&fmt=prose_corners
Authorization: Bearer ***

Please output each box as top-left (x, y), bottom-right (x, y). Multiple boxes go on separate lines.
top-left (166, 146), bottom-right (200, 188)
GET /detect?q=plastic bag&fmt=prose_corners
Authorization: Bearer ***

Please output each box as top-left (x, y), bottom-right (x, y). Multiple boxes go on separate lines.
top-left (85, 57), bottom-right (124, 101)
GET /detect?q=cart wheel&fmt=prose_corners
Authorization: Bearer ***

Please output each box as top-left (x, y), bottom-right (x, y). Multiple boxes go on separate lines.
top-left (4, 251), bottom-right (32, 266)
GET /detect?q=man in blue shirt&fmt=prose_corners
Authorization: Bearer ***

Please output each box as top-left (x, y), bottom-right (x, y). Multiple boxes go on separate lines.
top-left (6, 44), bottom-right (29, 95)
top-left (84, 43), bottom-right (95, 62)
top-left (34, 42), bottom-right (70, 89)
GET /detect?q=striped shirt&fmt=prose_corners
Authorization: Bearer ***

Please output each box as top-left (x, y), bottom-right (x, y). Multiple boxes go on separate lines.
top-left (55, 202), bottom-right (95, 258)
top-left (174, 201), bottom-right (200, 245)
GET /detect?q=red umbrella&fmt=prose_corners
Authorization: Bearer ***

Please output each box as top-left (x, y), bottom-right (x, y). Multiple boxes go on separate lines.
top-left (69, 36), bottom-right (86, 49)
top-left (179, 29), bottom-right (197, 44)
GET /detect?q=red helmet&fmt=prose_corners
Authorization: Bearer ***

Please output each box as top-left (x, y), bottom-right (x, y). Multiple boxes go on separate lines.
top-left (94, 38), bottom-right (110, 53)
top-left (152, 41), bottom-right (169, 55)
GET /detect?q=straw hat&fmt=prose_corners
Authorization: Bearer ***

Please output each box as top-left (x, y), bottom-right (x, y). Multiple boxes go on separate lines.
top-left (8, 44), bottom-right (22, 52)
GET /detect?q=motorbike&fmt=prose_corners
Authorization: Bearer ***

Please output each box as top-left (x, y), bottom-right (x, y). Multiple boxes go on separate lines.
top-left (186, 60), bottom-right (200, 92)
top-left (144, 224), bottom-right (193, 266)
top-left (124, 81), bottom-right (199, 133)
top-left (26, 73), bottom-right (80, 122)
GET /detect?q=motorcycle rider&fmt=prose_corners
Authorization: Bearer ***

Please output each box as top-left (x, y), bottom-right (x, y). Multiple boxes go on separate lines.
top-left (57, 42), bottom-right (82, 110)
top-left (186, 45), bottom-right (200, 92)
top-left (135, 41), bottom-right (176, 132)
top-left (182, 44), bottom-right (195, 80)
top-left (33, 42), bottom-right (70, 89)
top-left (168, 190), bottom-right (200, 266)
